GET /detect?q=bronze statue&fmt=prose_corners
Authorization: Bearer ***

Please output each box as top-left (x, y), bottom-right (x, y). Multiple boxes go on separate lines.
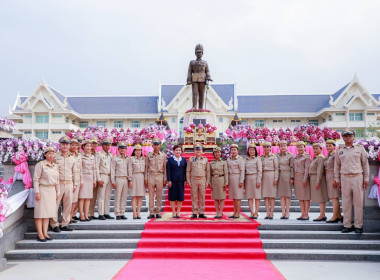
top-left (187, 44), bottom-right (212, 109)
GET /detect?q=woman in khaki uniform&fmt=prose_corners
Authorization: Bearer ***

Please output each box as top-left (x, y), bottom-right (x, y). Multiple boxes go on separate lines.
top-left (244, 143), bottom-right (262, 219)
top-left (277, 140), bottom-right (294, 219)
top-left (78, 140), bottom-right (96, 221)
top-left (34, 147), bottom-right (59, 242)
top-left (261, 142), bottom-right (279, 219)
top-left (309, 143), bottom-right (329, 221)
top-left (209, 147), bottom-right (229, 218)
top-left (129, 144), bottom-right (146, 219)
top-left (227, 144), bottom-right (245, 219)
top-left (324, 139), bottom-right (342, 223)
top-left (294, 141), bottom-right (311, 220)
top-left (69, 138), bottom-right (82, 223)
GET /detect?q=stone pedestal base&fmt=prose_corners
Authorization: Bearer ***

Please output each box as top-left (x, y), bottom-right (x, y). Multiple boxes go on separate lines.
top-left (183, 111), bottom-right (216, 127)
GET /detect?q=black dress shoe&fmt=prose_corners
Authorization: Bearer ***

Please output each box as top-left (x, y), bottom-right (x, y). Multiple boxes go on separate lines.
top-left (80, 219), bottom-right (87, 222)
top-left (313, 217), bottom-right (327, 222)
top-left (147, 214), bottom-right (155, 219)
top-left (269, 217), bottom-right (273, 220)
top-left (264, 216), bottom-right (269, 220)
top-left (296, 217), bottom-right (302, 220)
top-left (90, 216), bottom-right (98, 220)
top-left (199, 214), bottom-right (207, 219)
top-left (37, 237), bottom-right (47, 242)
top-left (120, 215), bottom-right (128, 220)
top-left (341, 227), bottom-right (353, 233)
top-left (73, 216), bottom-right (80, 221)
top-left (52, 226), bottom-right (61, 233)
top-left (228, 215), bottom-right (236, 219)
top-left (88, 216), bottom-right (93, 221)
top-left (99, 215), bottom-right (106, 220)
top-left (156, 214), bottom-right (162, 219)
top-left (339, 217), bottom-right (344, 222)
top-left (326, 218), bottom-right (339, 223)
top-left (116, 216), bottom-right (121, 220)
top-left (191, 214), bottom-right (197, 218)
top-left (176, 215), bottom-right (181, 219)
top-left (280, 216), bottom-right (285, 219)
top-left (133, 217), bottom-right (137, 220)
top-left (355, 227), bottom-right (363, 234)
top-left (85, 218), bottom-right (90, 221)
top-left (214, 215), bottom-right (219, 218)
top-left (44, 236), bottom-right (52, 241)
top-left (252, 216), bottom-right (258, 220)
top-left (60, 226), bottom-right (74, 231)
top-left (104, 215), bottom-right (114, 219)
top-left (299, 217), bottom-right (309, 221)
top-left (284, 216), bottom-right (289, 220)
top-left (233, 216), bottom-right (240, 219)
top-left (70, 220), bottom-right (78, 223)
top-left (137, 216), bottom-right (141, 219)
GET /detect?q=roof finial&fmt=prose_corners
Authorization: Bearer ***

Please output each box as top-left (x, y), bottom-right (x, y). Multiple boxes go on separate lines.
top-left (41, 76), bottom-right (46, 84)
top-left (352, 73), bottom-right (359, 82)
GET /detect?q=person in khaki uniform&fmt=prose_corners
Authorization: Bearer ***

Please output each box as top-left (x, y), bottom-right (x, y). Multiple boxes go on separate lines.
top-left (309, 143), bottom-right (329, 222)
top-left (129, 144), bottom-right (146, 219)
top-left (89, 137), bottom-right (100, 219)
top-left (69, 138), bottom-right (82, 223)
top-left (145, 138), bottom-right (167, 219)
top-left (186, 143), bottom-right (210, 219)
top-left (95, 138), bottom-right (114, 220)
top-left (209, 147), bottom-right (228, 218)
top-left (50, 136), bottom-right (78, 232)
top-left (277, 140), bottom-right (294, 219)
top-left (34, 147), bottom-right (60, 242)
top-left (79, 139), bottom-right (97, 221)
top-left (324, 139), bottom-right (343, 223)
top-left (335, 129), bottom-right (369, 234)
top-left (111, 142), bottom-right (130, 220)
top-left (245, 143), bottom-right (262, 219)
top-left (227, 143), bottom-right (245, 219)
top-left (294, 141), bottom-right (312, 220)
top-left (261, 142), bottom-right (279, 220)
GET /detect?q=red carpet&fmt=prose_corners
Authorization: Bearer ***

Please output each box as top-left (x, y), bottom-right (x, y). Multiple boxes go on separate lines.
top-left (113, 152), bottom-right (285, 279)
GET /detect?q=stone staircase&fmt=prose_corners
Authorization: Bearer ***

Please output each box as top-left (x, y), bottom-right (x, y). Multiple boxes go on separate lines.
top-left (5, 188), bottom-right (380, 261)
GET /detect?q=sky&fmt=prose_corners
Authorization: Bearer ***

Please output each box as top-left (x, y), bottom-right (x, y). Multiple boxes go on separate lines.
top-left (1, 0), bottom-right (380, 115)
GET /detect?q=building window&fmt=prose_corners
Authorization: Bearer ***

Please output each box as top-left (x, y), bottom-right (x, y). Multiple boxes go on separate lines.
top-left (219, 117), bottom-right (223, 123)
top-left (355, 129), bottom-right (364, 138)
top-left (367, 112), bottom-right (375, 116)
top-left (114, 121), bottom-right (123, 128)
top-left (25, 115), bottom-right (32, 119)
top-left (273, 120), bottom-right (282, 123)
top-left (336, 129), bottom-right (343, 134)
top-left (79, 121), bottom-right (89, 128)
top-left (219, 132), bottom-right (224, 138)
top-left (255, 120), bottom-right (265, 127)
top-left (52, 131), bottom-right (61, 135)
top-left (36, 115), bottom-right (49, 123)
top-left (35, 131), bottom-right (48, 139)
top-left (349, 113), bottom-right (363, 121)
top-left (65, 117), bottom-right (69, 123)
top-left (171, 118), bottom-right (176, 123)
top-left (131, 121), bottom-right (140, 128)
top-left (53, 115), bottom-right (62, 118)
top-left (336, 113), bottom-right (345, 116)
top-left (309, 120), bottom-right (319, 126)
top-left (241, 120), bottom-right (247, 125)
top-left (24, 131), bottom-right (32, 134)
top-left (328, 115), bottom-right (333, 121)
top-left (97, 121), bottom-right (106, 127)
top-left (291, 120), bottom-right (301, 123)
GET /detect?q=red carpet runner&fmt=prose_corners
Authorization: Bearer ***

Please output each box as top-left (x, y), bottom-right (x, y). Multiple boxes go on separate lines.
top-left (113, 153), bottom-right (285, 280)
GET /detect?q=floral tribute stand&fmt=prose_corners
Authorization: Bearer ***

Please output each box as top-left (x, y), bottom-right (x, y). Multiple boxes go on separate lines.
top-left (182, 109), bottom-right (218, 153)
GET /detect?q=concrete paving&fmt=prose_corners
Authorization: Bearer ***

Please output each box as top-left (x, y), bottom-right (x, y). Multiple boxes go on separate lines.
top-left (0, 260), bottom-right (380, 280)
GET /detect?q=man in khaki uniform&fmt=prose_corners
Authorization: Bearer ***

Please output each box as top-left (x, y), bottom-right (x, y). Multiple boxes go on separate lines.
top-left (89, 137), bottom-right (100, 219)
top-left (145, 138), bottom-right (167, 219)
top-left (95, 138), bottom-right (114, 220)
top-left (111, 142), bottom-right (131, 220)
top-left (50, 136), bottom-right (78, 232)
top-left (186, 143), bottom-right (210, 218)
top-left (69, 138), bottom-right (82, 223)
top-left (335, 128), bottom-right (369, 234)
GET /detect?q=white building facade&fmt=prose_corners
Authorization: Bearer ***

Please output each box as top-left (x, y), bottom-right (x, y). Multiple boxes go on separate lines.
top-left (8, 75), bottom-right (380, 141)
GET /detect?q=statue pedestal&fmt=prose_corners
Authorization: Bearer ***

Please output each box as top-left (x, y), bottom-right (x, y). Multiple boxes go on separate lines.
top-left (183, 111), bottom-right (216, 127)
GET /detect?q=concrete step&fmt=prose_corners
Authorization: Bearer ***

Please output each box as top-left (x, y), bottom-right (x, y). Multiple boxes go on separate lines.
top-left (16, 239), bottom-right (139, 249)
top-left (24, 230), bottom-right (143, 240)
top-left (259, 230), bottom-right (380, 240)
top-left (5, 248), bottom-right (135, 260)
top-left (262, 239), bottom-right (380, 250)
top-left (264, 249), bottom-right (380, 261)
top-left (258, 223), bottom-right (342, 231)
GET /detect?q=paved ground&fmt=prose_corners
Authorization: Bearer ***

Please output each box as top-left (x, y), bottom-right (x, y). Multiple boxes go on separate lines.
top-left (1, 259), bottom-right (379, 280)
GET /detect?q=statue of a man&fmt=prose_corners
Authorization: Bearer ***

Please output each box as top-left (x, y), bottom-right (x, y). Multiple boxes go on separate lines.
top-left (187, 44), bottom-right (212, 109)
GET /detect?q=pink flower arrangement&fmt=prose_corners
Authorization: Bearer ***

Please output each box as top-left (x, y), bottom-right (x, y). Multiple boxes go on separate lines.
top-left (0, 177), bottom-right (14, 223)
top-left (0, 117), bottom-right (15, 133)
top-left (185, 108), bottom-right (211, 114)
